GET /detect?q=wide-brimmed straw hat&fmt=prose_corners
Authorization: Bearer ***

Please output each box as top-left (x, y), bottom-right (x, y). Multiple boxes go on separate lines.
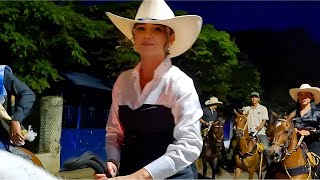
top-left (289, 83), bottom-right (320, 104)
top-left (205, 96), bottom-right (223, 106)
top-left (105, 0), bottom-right (203, 58)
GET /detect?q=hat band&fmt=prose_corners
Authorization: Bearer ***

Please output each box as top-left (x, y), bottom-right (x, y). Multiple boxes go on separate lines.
top-left (137, 18), bottom-right (159, 21)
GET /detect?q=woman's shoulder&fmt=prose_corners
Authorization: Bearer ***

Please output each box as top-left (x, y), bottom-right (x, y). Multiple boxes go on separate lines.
top-left (168, 66), bottom-right (193, 83)
top-left (116, 69), bottom-right (135, 81)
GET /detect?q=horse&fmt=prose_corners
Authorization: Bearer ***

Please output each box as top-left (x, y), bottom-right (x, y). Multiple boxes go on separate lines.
top-left (200, 119), bottom-right (225, 179)
top-left (233, 109), bottom-right (266, 179)
top-left (265, 113), bottom-right (312, 179)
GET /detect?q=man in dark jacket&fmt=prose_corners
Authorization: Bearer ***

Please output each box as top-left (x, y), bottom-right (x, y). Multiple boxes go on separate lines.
top-left (0, 65), bottom-right (36, 150)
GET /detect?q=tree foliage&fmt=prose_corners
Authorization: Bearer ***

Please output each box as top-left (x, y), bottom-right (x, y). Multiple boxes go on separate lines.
top-left (0, 1), bottom-right (262, 107)
top-left (0, 1), bottom-right (111, 93)
top-left (175, 24), bottom-right (261, 104)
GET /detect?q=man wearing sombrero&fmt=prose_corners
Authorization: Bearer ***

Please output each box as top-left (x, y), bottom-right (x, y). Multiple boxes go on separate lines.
top-left (96, 0), bottom-right (203, 179)
top-left (288, 83), bottom-right (320, 177)
top-left (200, 96), bottom-right (223, 127)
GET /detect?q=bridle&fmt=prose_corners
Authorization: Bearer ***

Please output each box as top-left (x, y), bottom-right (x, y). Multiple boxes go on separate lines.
top-left (271, 118), bottom-right (296, 160)
top-left (206, 121), bottom-right (224, 143)
top-left (234, 114), bottom-right (249, 137)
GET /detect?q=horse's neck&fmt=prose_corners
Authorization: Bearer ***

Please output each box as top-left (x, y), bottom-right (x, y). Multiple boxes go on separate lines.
top-left (283, 128), bottom-right (307, 167)
top-left (287, 127), bottom-right (298, 152)
top-left (239, 129), bottom-right (255, 152)
top-left (207, 130), bottom-right (215, 141)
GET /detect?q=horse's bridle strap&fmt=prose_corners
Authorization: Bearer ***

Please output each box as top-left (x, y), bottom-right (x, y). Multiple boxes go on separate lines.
top-left (282, 164), bottom-right (310, 176)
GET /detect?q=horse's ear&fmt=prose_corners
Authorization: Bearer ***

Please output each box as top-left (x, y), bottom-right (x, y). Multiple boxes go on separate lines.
top-left (286, 111), bottom-right (296, 123)
top-left (234, 109), bottom-right (240, 116)
top-left (271, 111), bottom-right (279, 119)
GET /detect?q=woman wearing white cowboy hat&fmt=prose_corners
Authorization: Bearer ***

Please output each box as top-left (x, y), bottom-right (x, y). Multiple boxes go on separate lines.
top-left (287, 83), bottom-right (320, 177)
top-left (96, 0), bottom-right (203, 179)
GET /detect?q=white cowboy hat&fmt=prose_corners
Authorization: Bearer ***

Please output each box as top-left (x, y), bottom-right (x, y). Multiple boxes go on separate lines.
top-left (205, 96), bottom-right (223, 106)
top-left (289, 83), bottom-right (320, 104)
top-left (105, 0), bottom-right (203, 58)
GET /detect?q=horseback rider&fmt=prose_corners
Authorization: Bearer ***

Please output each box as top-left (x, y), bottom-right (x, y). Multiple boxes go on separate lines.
top-left (199, 96), bottom-right (232, 172)
top-left (242, 92), bottom-right (270, 156)
top-left (200, 96), bottom-right (223, 129)
top-left (0, 65), bottom-right (36, 151)
top-left (228, 91), bottom-right (270, 173)
top-left (289, 83), bottom-right (320, 177)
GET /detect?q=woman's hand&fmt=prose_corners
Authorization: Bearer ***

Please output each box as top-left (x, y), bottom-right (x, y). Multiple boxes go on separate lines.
top-left (94, 162), bottom-right (118, 179)
top-left (106, 161), bottom-right (118, 177)
top-left (94, 173), bottom-right (107, 180)
top-left (295, 128), bottom-right (311, 136)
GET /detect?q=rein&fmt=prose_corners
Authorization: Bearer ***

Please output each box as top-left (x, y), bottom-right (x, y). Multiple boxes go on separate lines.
top-left (235, 115), bottom-right (249, 137)
top-left (271, 118), bottom-right (312, 179)
top-left (205, 121), bottom-right (224, 143)
top-left (271, 119), bottom-right (304, 160)
top-left (235, 114), bottom-right (260, 157)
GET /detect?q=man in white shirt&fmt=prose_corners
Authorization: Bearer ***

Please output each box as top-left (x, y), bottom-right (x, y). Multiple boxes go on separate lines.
top-left (242, 92), bottom-right (270, 153)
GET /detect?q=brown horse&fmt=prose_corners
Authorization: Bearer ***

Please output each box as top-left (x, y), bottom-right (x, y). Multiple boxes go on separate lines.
top-left (233, 110), bottom-right (266, 179)
top-left (265, 114), bottom-right (312, 179)
top-left (200, 120), bottom-right (225, 179)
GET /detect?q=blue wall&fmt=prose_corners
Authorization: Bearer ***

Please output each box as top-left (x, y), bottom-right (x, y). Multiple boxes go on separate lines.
top-left (60, 128), bottom-right (107, 169)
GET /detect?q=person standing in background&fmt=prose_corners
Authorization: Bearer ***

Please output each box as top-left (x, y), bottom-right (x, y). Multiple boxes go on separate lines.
top-left (0, 65), bottom-right (36, 151)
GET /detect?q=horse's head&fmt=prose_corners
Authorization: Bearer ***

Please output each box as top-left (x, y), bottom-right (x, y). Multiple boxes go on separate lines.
top-left (266, 111), bottom-right (281, 141)
top-left (208, 119), bottom-right (225, 143)
top-left (268, 114), bottom-right (295, 162)
top-left (233, 109), bottom-right (248, 137)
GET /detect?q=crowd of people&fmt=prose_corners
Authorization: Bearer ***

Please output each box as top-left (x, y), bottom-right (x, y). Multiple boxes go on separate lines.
top-left (1, 0), bottom-right (320, 179)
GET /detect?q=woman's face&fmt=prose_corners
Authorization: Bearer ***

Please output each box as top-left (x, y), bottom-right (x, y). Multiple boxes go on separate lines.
top-left (133, 23), bottom-right (175, 57)
top-left (298, 91), bottom-right (314, 105)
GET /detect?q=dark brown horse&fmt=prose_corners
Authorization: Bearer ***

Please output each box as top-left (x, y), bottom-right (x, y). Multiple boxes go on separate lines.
top-left (265, 113), bottom-right (312, 179)
top-left (200, 120), bottom-right (225, 179)
top-left (233, 110), bottom-right (266, 179)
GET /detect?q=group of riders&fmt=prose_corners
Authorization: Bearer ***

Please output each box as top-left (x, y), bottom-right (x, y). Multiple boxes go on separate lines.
top-left (200, 84), bottom-right (320, 178)
top-left (2, 60), bottom-right (320, 179)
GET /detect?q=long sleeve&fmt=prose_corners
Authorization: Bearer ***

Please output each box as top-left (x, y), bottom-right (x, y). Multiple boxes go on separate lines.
top-left (106, 79), bottom-right (124, 163)
top-left (4, 69), bottom-right (36, 122)
top-left (144, 73), bottom-right (203, 179)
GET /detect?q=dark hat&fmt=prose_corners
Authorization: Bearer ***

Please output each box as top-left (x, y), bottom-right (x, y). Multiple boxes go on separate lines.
top-left (250, 92), bottom-right (260, 97)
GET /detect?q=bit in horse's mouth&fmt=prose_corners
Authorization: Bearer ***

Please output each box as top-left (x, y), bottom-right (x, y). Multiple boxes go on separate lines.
top-left (269, 150), bottom-right (282, 163)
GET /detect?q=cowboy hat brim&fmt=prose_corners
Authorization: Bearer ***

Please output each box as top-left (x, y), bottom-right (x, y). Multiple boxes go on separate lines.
top-left (106, 12), bottom-right (202, 58)
top-left (289, 87), bottom-right (320, 104)
top-left (205, 100), bottom-right (223, 106)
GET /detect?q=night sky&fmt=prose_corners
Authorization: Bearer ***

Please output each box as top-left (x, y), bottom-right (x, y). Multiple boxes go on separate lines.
top-left (166, 1), bottom-right (320, 42)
